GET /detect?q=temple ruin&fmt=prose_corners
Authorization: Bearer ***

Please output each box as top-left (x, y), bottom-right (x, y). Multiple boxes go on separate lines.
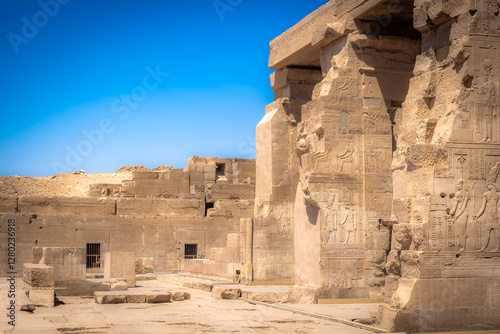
top-left (2, 0), bottom-right (500, 332)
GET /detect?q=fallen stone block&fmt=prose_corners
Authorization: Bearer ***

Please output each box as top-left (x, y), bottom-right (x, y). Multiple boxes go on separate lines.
top-left (126, 294), bottom-right (146, 303)
top-left (94, 292), bottom-right (126, 304)
top-left (110, 279), bottom-right (128, 291)
top-left (172, 292), bottom-right (185, 301)
top-left (241, 291), bottom-right (289, 303)
top-left (146, 293), bottom-right (172, 303)
top-left (29, 288), bottom-right (54, 307)
top-left (183, 292), bottom-right (191, 300)
top-left (23, 264), bottom-right (54, 288)
top-left (211, 286), bottom-right (241, 300)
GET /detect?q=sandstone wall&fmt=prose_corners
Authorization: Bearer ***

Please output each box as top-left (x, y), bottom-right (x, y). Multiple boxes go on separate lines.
top-left (0, 157), bottom-right (255, 280)
top-left (259, 0), bottom-right (500, 331)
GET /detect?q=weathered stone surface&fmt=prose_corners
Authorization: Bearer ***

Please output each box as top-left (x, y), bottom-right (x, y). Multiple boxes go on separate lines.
top-left (23, 264), bottom-right (54, 288)
top-left (94, 292), bottom-right (126, 304)
top-left (109, 279), bottom-right (128, 291)
top-left (126, 294), bottom-right (146, 303)
top-left (29, 288), bottom-right (54, 307)
top-left (146, 293), bottom-right (171, 303)
top-left (211, 286), bottom-right (241, 300)
top-left (172, 291), bottom-right (185, 301)
top-left (0, 158), bottom-right (256, 283)
top-left (135, 257), bottom-right (153, 274)
top-left (104, 252), bottom-right (136, 288)
top-left (32, 247), bottom-right (86, 286)
top-left (241, 291), bottom-right (289, 303)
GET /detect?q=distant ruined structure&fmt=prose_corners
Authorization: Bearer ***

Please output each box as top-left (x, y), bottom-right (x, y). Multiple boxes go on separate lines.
top-left (1, 0), bottom-right (500, 332)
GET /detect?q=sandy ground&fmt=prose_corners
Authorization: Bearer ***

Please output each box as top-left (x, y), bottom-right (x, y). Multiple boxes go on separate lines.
top-left (0, 278), bottom-right (380, 334)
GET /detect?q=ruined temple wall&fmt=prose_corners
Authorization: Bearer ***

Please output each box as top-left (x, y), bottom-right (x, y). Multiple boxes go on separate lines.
top-left (253, 67), bottom-right (323, 282)
top-left (378, 0), bottom-right (500, 331)
top-left (0, 157), bottom-right (256, 279)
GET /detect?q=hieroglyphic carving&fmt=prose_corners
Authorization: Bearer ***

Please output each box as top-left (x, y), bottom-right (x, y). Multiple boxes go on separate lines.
top-left (447, 179), bottom-right (470, 251)
top-left (336, 138), bottom-right (354, 173)
top-left (429, 211), bottom-right (446, 252)
top-left (474, 182), bottom-right (500, 251)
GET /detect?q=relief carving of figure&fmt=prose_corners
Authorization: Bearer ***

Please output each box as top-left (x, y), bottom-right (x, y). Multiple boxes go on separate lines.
top-left (323, 194), bottom-right (338, 244)
top-left (474, 182), bottom-right (500, 251)
top-left (448, 179), bottom-right (470, 251)
top-left (337, 140), bottom-right (354, 173)
top-left (277, 204), bottom-right (290, 237)
top-left (339, 205), bottom-right (356, 244)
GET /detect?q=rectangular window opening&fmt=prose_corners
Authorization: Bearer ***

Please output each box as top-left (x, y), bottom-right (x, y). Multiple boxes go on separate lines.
top-left (205, 202), bottom-right (214, 216)
top-left (86, 243), bottom-right (101, 269)
top-left (215, 163), bottom-right (225, 176)
top-left (185, 244), bottom-right (198, 259)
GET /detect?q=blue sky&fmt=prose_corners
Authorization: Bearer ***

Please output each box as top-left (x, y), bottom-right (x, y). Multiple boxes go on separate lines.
top-left (0, 0), bottom-right (327, 177)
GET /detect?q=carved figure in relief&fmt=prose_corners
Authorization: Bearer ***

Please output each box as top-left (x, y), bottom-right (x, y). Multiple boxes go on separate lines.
top-left (339, 205), bottom-right (356, 244)
top-left (277, 204), bottom-right (290, 237)
top-left (448, 179), bottom-right (470, 251)
top-left (474, 182), bottom-right (500, 251)
top-left (479, 84), bottom-right (497, 143)
top-left (323, 194), bottom-right (338, 244)
top-left (337, 140), bottom-right (354, 173)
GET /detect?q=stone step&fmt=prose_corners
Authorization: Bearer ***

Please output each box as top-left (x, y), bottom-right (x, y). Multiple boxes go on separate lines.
top-left (94, 290), bottom-right (190, 304)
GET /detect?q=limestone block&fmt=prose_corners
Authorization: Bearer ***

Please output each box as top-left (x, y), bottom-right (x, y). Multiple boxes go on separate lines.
top-left (18, 196), bottom-right (115, 215)
top-left (90, 281), bottom-right (111, 294)
top-left (29, 288), bottom-right (54, 307)
top-left (94, 292), bottom-right (126, 304)
top-left (221, 289), bottom-right (240, 300)
top-left (288, 285), bottom-right (317, 304)
top-left (135, 257), bottom-right (154, 274)
top-left (110, 280), bottom-right (128, 291)
top-left (23, 264), bottom-right (54, 288)
top-left (241, 291), bottom-right (289, 303)
top-left (116, 198), bottom-right (204, 217)
top-left (211, 286), bottom-right (241, 300)
top-left (66, 280), bottom-right (92, 296)
top-left (104, 252), bottom-right (136, 288)
top-left (172, 291), bottom-right (185, 301)
top-left (206, 184), bottom-right (255, 201)
top-left (32, 247), bottom-right (86, 285)
top-left (126, 294), bottom-right (146, 303)
top-left (146, 293), bottom-right (171, 303)
top-left (132, 171), bottom-right (158, 179)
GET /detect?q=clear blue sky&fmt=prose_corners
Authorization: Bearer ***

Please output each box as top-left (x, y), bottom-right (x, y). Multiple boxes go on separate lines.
top-left (0, 0), bottom-right (327, 177)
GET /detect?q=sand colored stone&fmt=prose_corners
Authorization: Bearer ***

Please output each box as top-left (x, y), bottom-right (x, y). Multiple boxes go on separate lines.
top-left (23, 263), bottom-right (54, 288)
top-left (29, 288), bottom-right (54, 307)
top-left (104, 252), bottom-right (136, 288)
top-left (2, 1), bottom-right (500, 332)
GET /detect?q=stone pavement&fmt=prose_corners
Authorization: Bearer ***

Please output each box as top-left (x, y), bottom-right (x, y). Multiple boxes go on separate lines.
top-left (0, 278), bottom-right (380, 334)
